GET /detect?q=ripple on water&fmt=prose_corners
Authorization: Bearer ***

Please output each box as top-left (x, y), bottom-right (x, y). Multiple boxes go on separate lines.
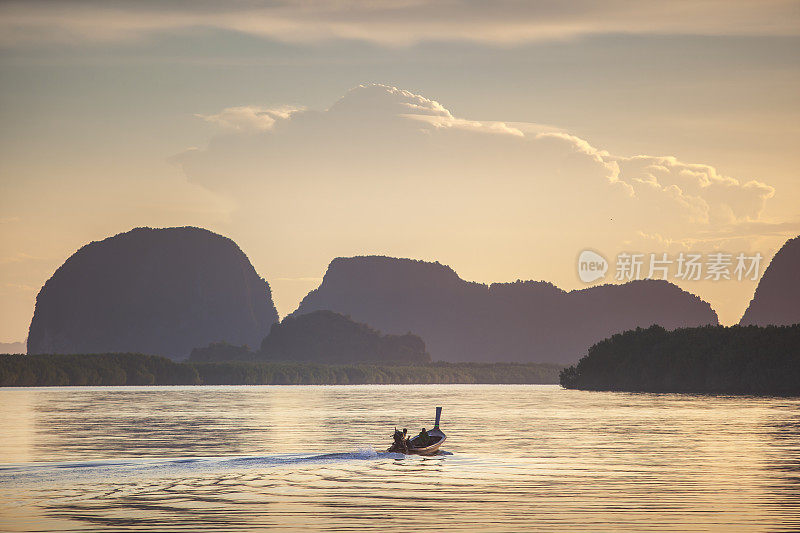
top-left (0, 384), bottom-right (798, 532)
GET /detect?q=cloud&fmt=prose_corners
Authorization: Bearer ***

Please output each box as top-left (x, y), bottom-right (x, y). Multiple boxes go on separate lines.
top-left (197, 106), bottom-right (304, 132)
top-left (329, 85), bottom-right (452, 119)
top-left (177, 83), bottom-right (782, 260)
top-left (689, 219), bottom-right (800, 244)
top-left (612, 156), bottom-right (775, 224)
top-left (1, 1), bottom-right (798, 47)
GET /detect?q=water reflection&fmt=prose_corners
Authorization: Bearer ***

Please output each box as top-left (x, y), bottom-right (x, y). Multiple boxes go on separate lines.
top-left (766, 411), bottom-right (800, 532)
top-left (29, 388), bottom-right (271, 459)
top-left (0, 385), bottom-right (799, 532)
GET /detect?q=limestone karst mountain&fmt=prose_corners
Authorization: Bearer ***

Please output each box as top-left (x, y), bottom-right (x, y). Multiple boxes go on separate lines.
top-left (294, 256), bottom-right (719, 364)
top-left (740, 235), bottom-right (800, 327)
top-left (27, 227), bottom-right (279, 359)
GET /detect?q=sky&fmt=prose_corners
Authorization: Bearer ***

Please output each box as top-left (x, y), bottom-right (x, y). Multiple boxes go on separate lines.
top-left (1, 0), bottom-right (799, 342)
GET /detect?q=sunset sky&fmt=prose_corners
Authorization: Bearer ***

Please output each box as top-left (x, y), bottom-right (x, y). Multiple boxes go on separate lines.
top-left (1, 1), bottom-right (799, 343)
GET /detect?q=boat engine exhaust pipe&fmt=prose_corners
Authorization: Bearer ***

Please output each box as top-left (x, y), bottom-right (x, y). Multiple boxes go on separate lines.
top-left (434, 406), bottom-right (442, 429)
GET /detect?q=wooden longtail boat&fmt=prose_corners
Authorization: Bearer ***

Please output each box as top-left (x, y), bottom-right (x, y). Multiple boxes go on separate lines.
top-left (388, 407), bottom-right (446, 456)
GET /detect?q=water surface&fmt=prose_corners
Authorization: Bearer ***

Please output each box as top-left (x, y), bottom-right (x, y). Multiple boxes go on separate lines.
top-left (1, 385), bottom-right (799, 531)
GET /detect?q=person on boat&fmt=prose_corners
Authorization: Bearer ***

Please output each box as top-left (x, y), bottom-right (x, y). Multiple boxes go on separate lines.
top-left (416, 427), bottom-right (430, 447)
top-left (390, 428), bottom-right (410, 453)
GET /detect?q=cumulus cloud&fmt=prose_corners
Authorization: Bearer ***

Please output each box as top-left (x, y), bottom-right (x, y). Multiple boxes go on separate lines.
top-left (197, 106), bottom-right (304, 132)
top-left (177, 83), bottom-right (779, 259)
top-left (1, 1), bottom-right (798, 47)
top-left (328, 85), bottom-right (452, 119)
top-left (612, 156), bottom-right (774, 224)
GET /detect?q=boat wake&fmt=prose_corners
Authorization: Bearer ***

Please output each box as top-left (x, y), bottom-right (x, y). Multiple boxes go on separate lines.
top-left (0, 449), bottom-right (412, 484)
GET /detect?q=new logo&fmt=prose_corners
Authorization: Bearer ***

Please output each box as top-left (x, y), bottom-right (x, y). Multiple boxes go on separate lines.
top-left (578, 250), bottom-right (608, 283)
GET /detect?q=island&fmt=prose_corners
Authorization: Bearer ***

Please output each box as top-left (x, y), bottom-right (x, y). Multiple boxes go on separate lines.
top-left (27, 226), bottom-right (279, 360)
top-left (189, 310), bottom-right (431, 365)
top-left (559, 324), bottom-right (800, 395)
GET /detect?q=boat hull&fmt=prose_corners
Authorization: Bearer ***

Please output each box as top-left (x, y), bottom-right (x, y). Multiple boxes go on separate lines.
top-left (408, 428), bottom-right (446, 456)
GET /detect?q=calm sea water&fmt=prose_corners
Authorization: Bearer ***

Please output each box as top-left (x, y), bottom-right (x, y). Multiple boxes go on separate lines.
top-left (0, 385), bottom-right (799, 532)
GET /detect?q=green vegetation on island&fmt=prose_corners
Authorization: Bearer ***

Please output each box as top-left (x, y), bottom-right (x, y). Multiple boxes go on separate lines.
top-left (0, 353), bottom-right (563, 386)
top-left (0, 353), bottom-right (201, 386)
top-left (560, 324), bottom-right (800, 395)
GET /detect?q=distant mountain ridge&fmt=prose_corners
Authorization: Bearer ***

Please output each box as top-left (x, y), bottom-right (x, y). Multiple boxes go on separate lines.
top-left (294, 255), bottom-right (719, 364)
top-left (0, 342), bottom-right (26, 354)
top-left (740, 235), bottom-right (800, 327)
top-left (27, 227), bottom-right (279, 359)
top-left (23, 231), bottom-right (724, 363)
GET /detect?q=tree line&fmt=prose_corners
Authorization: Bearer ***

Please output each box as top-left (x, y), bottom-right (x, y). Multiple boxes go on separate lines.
top-left (560, 324), bottom-right (800, 395)
top-left (0, 353), bottom-right (563, 386)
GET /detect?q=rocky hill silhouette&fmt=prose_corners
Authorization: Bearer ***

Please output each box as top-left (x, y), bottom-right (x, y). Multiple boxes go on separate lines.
top-left (294, 256), bottom-right (719, 364)
top-left (740, 235), bottom-right (800, 326)
top-left (188, 310), bottom-right (431, 365)
top-left (260, 310), bottom-right (430, 364)
top-left (27, 227), bottom-right (279, 359)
